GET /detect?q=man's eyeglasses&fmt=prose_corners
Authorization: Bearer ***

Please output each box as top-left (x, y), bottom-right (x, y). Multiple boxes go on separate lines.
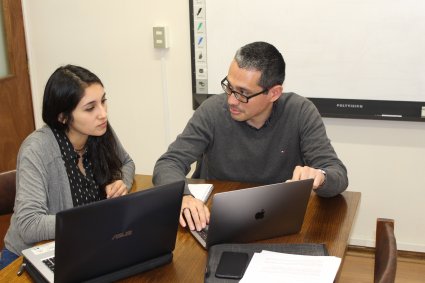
top-left (221, 77), bottom-right (268, 103)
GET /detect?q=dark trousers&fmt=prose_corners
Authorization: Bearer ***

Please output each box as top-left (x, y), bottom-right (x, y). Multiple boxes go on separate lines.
top-left (0, 247), bottom-right (19, 270)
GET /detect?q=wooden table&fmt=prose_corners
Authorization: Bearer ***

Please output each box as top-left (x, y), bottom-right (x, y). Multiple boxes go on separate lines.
top-left (0, 175), bottom-right (360, 282)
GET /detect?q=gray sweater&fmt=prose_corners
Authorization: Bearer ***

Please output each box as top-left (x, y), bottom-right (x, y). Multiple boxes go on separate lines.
top-left (153, 93), bottom-right (348, 197)
top-left (4, 126), bottom-right (135, 255)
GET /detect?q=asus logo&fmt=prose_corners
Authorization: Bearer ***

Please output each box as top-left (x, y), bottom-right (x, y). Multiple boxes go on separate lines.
top-left (336, 104), bottom-right (364, 109)
top-left (111, 230), bottom-right (133, 240)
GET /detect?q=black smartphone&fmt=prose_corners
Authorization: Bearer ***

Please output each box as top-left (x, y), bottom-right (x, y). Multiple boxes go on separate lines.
top-left (215, 251), bottom-right (249, 279)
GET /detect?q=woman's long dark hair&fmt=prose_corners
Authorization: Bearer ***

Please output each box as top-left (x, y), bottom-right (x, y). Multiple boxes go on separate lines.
top-left (42, 64), bottom-right (122, 189)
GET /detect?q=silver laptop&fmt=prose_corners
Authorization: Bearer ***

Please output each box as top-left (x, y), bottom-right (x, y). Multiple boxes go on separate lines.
top-left (21, 180), bottom-right (185, 283)
top-left (190, 179), bottom-right (313, 249)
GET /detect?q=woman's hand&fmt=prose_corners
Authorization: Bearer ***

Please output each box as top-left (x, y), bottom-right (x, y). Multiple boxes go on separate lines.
top-left (105, 180), bottom-right (128, 198)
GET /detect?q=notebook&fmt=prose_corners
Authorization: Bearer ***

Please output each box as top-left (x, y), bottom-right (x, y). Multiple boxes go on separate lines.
top-left (21, 180), bottom-right (185, 283)
top-left (189, 179), bottom-right (313, 249)
top-left (188, 183), bottom-right (214, 202)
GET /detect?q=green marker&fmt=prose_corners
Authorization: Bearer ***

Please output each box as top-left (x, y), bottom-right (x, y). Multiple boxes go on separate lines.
top-left (197, 22), bottom-right (203, 31)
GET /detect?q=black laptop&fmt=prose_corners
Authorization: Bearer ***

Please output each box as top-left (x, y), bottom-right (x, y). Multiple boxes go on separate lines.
top-left (21, 180), bottom-right (184, 283)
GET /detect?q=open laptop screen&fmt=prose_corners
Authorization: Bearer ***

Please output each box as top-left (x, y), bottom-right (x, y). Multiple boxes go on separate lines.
top-left (22, 180), bottom-right (185, 283)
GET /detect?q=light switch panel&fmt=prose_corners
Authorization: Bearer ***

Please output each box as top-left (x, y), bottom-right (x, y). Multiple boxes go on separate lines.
top-left (153, 26), bottom-right (169, 49)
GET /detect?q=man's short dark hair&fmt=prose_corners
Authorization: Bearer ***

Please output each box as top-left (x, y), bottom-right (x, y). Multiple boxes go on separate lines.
top-left (234, 41), bottom-right (285, 89)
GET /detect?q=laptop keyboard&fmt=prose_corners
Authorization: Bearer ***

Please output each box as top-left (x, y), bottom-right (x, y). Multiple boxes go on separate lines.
top-left (198, 225), bottom-right (209, 241)
top-left (42, 256), bottom-right (55, 272)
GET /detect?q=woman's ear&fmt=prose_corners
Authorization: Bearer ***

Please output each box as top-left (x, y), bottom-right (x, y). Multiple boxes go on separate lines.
top-left (58, 113), bottom-right (67, 124)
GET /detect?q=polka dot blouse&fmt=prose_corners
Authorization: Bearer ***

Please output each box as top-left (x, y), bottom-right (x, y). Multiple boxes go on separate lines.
top-left (52, 129), bottom-right (105, 207)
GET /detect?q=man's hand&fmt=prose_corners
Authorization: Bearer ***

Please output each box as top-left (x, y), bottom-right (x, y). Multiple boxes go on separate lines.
top-left (180, 195), bottom-right (210, 231)
top-left (105, 180), bottom-right (128, 198)
top-left (289, 165), bottom-right (326, 190)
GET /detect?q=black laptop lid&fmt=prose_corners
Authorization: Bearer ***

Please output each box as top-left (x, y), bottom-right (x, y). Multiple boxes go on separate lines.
top-left (54, 180), bottom-right (184, 283)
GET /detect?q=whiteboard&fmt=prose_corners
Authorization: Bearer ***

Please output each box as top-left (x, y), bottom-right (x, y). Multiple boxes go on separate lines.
top-left (190, 0), bottom-right (425, 121)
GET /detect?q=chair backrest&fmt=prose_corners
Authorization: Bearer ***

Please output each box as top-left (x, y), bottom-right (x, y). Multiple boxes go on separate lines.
top-left (0, 170), bottom-right (16, 215)
top-left (374, 218), bottom-right (397, 283)
top-left (0, 170), bottom-right (16, 249)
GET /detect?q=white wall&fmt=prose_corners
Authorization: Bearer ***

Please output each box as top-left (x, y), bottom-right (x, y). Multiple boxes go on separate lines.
top-left (22, 0), bottom-right (193, 175)
top-left (325, 118), bottom-right (425, 252)
top-left (22, 0), bottom-right (425, 252)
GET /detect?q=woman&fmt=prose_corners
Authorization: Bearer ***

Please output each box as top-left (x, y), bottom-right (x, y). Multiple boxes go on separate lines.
top-left (0, 65), bottom-right (135, 269)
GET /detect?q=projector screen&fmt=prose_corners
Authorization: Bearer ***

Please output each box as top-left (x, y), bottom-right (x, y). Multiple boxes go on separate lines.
top-left (190, 0), bottom-right (425, 121)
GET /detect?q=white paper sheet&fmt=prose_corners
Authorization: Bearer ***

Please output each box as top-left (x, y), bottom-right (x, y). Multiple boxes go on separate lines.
top-left (188, 184), bottom-right (214, 203)
top-left (240, 250), bottom-right (341, 283)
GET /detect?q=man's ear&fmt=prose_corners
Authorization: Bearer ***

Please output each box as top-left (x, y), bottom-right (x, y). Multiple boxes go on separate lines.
top-left (58, 113), bottom-right (67, 124)
top-left (268, 85), bottom-right (283, 103)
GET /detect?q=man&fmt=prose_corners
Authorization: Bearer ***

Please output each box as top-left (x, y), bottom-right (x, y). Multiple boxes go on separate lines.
top-left (153, 41), bottom-right (348, 232)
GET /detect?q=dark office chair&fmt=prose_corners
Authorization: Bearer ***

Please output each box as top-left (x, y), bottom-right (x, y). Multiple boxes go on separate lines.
top-left (191, 156), bottom-right (204, 179)
top-left (374, 218), bottom-right (397, 283)
top-left (0, 170), bottom-right (16, 249)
